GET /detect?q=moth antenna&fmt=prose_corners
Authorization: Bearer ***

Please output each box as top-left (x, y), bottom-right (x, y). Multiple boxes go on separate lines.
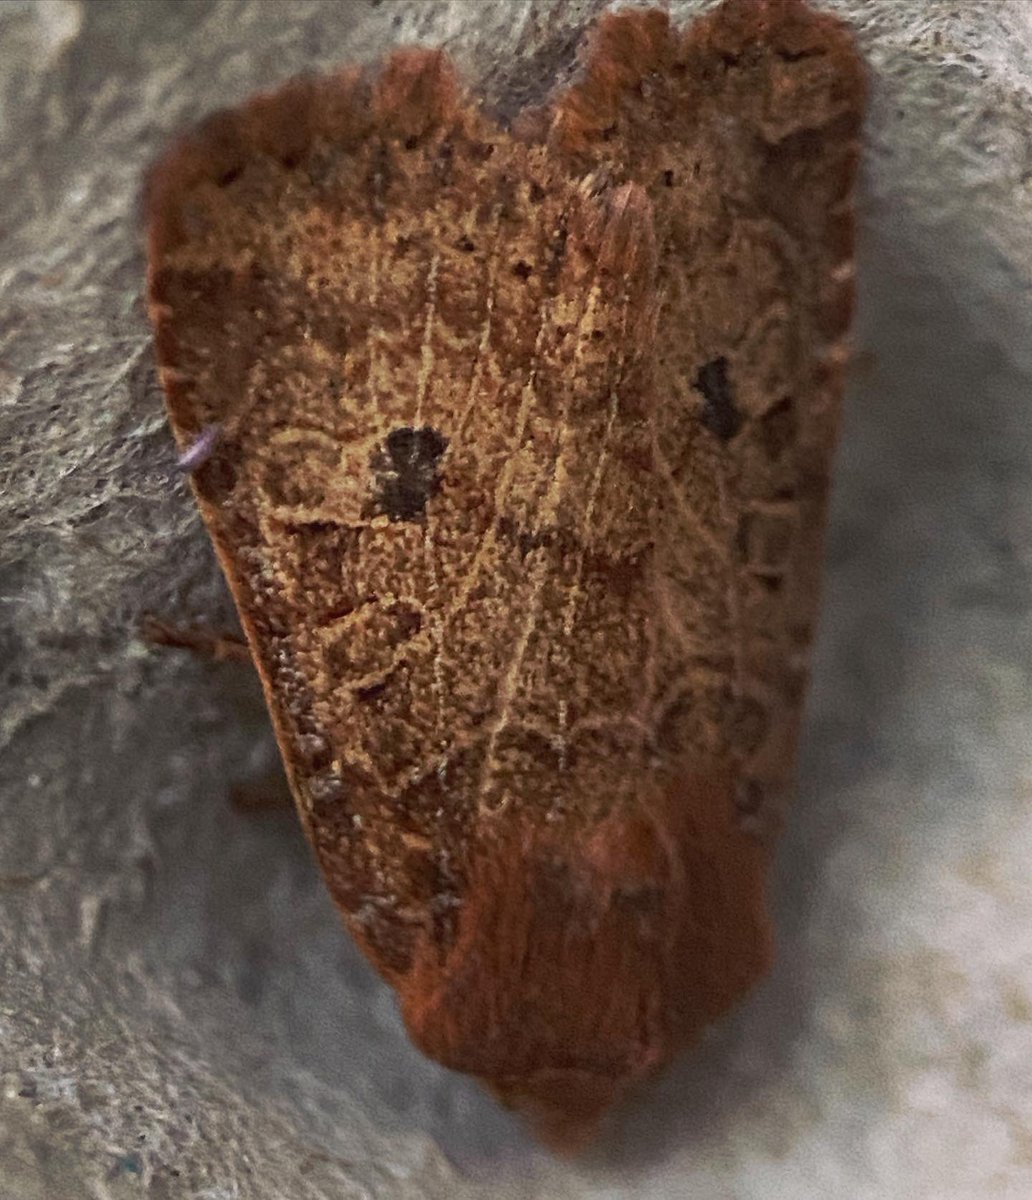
top-left (177, 424), bottom-right (221, 474)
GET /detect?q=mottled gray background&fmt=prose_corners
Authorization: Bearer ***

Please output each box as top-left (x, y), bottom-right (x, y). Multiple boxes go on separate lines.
top-left (1, 1), bottom-right (1031, 1197)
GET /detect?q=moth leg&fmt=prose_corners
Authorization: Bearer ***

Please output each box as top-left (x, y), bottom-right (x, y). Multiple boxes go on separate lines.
top-left (140, 614), bottom-right (253, 665)
top-left (229, 767), bottom-right (295, 814)
top-left (143, 616), bottom-right (294, 813)
top-left (0, 870), bottom-right (50, 890)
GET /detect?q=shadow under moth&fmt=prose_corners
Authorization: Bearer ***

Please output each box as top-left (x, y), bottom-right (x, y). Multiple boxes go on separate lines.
top-left (146, 0), bottom-right (865, 1149)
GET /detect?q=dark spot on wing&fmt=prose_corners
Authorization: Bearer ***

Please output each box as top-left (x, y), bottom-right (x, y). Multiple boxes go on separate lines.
top-left (369, 425), bottom-right (448, 521)
top-left (693, 357), bottom-right (741, 442)
top-left (192, 434), bottom-right (240, 504)
top-left (735, 778), bottom-right (764, 816)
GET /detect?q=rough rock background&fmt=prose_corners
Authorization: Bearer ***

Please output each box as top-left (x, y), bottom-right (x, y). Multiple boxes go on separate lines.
top-left (1, 0), bottom-right (1030, 1197)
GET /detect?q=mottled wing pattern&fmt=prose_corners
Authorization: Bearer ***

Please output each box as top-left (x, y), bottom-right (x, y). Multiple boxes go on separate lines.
top-left (147, 0), bottom-right (863, 1148)
top-left (150, 51), bottom-right (662, 957)
top-left (547, 0), bottom-right (864, 832)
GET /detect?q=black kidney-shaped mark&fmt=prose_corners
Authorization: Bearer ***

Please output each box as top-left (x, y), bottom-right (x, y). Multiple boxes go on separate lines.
top-left (693, 356), bottom-right (741, 442)
top-left (370, 425), bottom-right (449, 522)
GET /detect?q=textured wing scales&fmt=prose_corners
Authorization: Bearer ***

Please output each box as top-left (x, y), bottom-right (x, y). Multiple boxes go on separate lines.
top-left (147, 0), bottom-right (864, 1147)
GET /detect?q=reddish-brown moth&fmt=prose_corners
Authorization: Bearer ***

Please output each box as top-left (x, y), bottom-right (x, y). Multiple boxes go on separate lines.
top-left (146, 0), bottom-right (864, 1148)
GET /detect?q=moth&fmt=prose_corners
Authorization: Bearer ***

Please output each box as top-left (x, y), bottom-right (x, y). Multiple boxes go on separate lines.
top-left (146, 0), bottom-right (865, 1148)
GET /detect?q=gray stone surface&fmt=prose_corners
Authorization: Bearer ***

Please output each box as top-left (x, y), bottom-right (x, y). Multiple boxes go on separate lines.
top-left (1, 1), bottom-right (1030, 1197)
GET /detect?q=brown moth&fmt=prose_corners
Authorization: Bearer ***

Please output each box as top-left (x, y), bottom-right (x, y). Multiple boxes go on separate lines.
top-left (146, 0), bottom-right (865, 1149)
